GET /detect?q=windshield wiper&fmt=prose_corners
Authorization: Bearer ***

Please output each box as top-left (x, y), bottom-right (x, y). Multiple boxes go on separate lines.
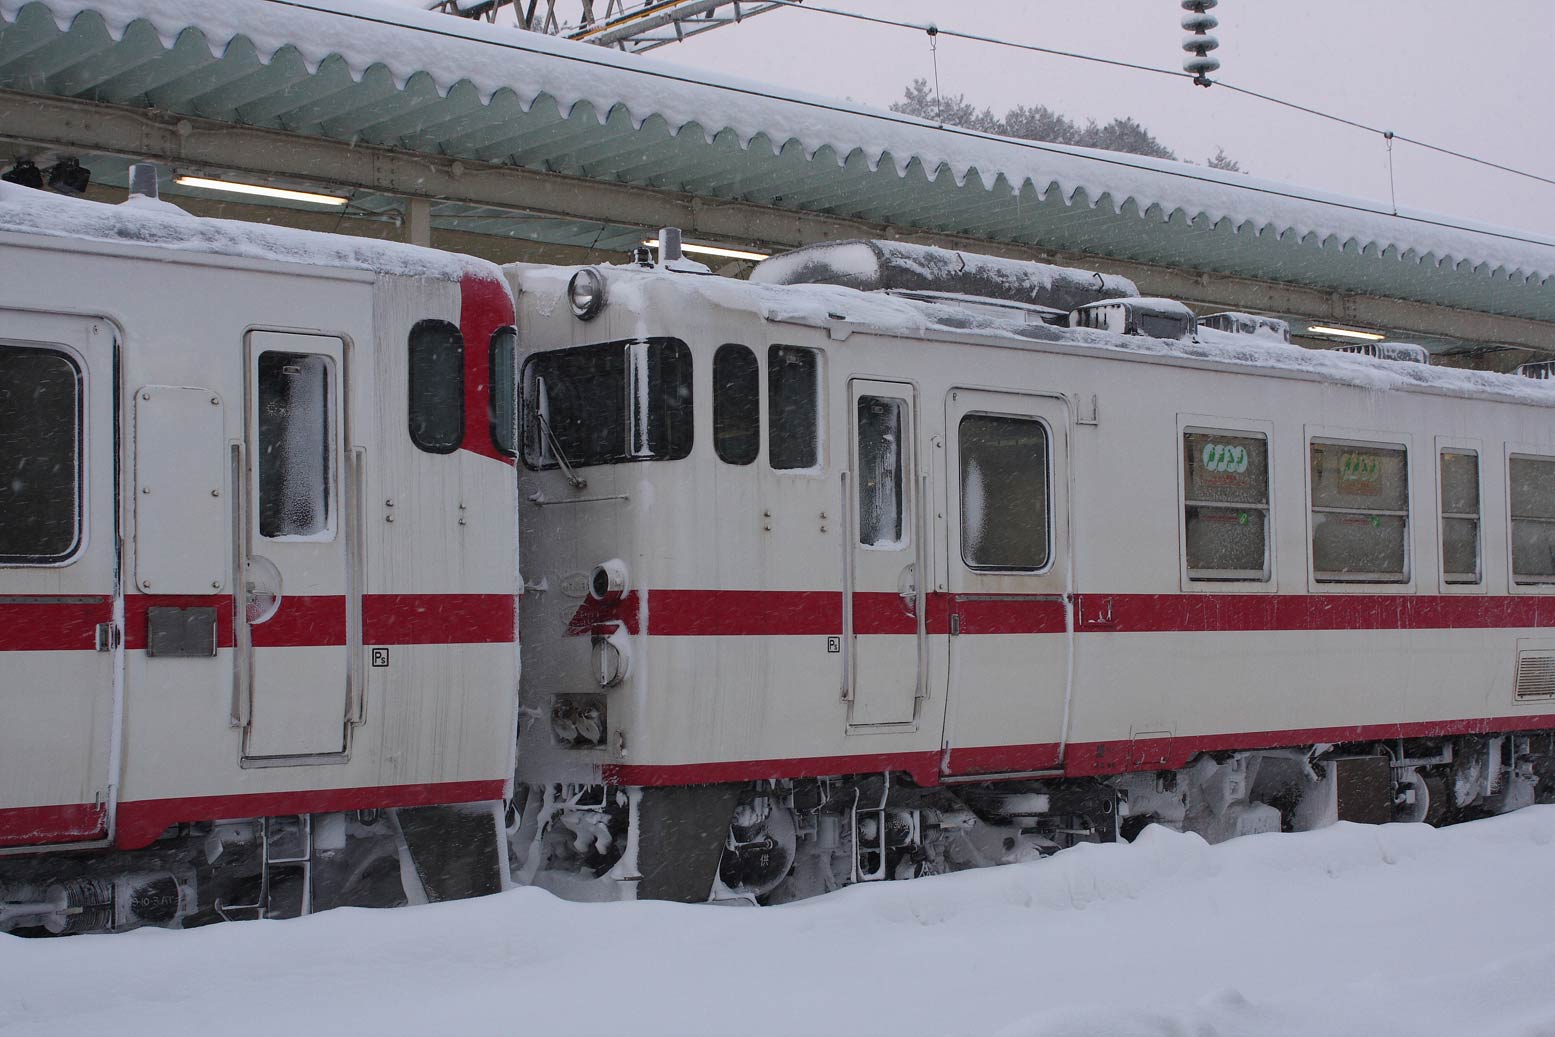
top-left (534, 377), bottom-right (587, 490)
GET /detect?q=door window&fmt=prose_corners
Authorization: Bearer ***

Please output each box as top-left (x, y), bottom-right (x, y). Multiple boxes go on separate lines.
top-left (959, 413), bottom-right (1050, 570)
top-left (0, 343), bottom-right (82, 564)
top-left (857, 396), bottom-right (906, 547)
top-left (257, 351), bottom-right (333, 539)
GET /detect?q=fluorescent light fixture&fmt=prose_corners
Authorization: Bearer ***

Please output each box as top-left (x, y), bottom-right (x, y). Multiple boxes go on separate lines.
top-left (641, 238), bottom-right (768, 262)
top-left (173, 175), bottom-right (348, 207)
top-left (1305, 324), bottom-right (1387, 342)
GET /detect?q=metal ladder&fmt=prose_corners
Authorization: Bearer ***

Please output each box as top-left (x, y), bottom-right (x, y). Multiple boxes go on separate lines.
top-left (215, 814), bottom-right (314, 921)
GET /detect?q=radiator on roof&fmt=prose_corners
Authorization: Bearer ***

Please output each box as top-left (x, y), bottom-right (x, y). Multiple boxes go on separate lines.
top-left (1516, 361), bottom-right (1555, 380)
top-left (1333, 342), bottom-right (1430, 364)
top-left (1199, 311), bottom-right (1291, 343)
top-left (1069, 297), bottom-right (1196, 341)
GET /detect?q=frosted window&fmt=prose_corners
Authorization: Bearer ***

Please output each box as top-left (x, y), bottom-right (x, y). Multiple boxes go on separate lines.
top-left (1310, 441), bottom-right (1408, 583)
top-left (713, 344), bottom-right (759, 466)
top-left (857, 396), bottom-right (905, 547)
top-left (959, 414), bottom-right (1049, 570)
top-left (1511, 456), bottom-right (1555, 584)
top-left (489, 326), bottom-right (517, 458)
top-left (1183, 431), bottom-right (1269, 580)
top-left (0, 343), bottom-right (81, 564)
top-left (408, 319), bottom-right (464, 454)
top-left (1439, 451), bottom-right (1479, 584)
top-left (769, 345), bottom-right (820, 471)
top-left (257, 351), bottom-right (331, 539)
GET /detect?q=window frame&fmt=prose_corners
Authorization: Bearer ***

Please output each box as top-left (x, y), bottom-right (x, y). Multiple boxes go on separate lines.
top-left (1305, 428), bottom-right (1413, 588)
top-left (407, 318), bottom-right (465, 455)
top-left (0, 340), bottom-right (86, 567)
top-left (1435, 437), bottom-right (1484, 592)
top-left (489, 325), bottom-right (517, 459)
top-left (957, 409), bottom-right (1054, 574)
top-left (255, 348), bottom-right (339, 544)
top-left (1176, 415), bottom-right (1276, 593)
top-left (1506, 444), bottom-right (1555, 592)
top-left (766, 343), bottom-right (826, 476)
top-left (712, 342), bottom-right (760, 467)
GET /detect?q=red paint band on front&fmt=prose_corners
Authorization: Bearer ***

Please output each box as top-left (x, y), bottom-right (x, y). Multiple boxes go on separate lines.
top-left (0, 802), bottom-right (108, 848)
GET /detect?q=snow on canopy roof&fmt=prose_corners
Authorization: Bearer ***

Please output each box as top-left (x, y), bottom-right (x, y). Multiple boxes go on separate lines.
top-left (0, 179), bottom-right (498, 280)
top-left (517, 262), bottom-right (1555, 408)
top-left (2, 0), bottom-right (1553, 320)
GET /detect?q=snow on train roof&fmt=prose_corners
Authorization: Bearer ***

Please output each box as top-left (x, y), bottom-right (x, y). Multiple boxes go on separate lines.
top-left (0, 180), bottom-right (498, 281)
top-left (520, 261), bottom-right (1555, 408)
top-left (9, 0), bottom-right (1553, 294)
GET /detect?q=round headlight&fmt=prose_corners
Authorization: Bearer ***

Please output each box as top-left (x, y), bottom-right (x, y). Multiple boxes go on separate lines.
top-left (589, 558), bottom-right (628, 603)
top-left (568, 268), bottom-right (606, 320)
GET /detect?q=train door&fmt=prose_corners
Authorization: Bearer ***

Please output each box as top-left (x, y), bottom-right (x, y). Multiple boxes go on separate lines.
top-left (845, 379), bottom-right (924, 727)
top-left (240, 331), bottom-right (356, 760)
top-left (0, 312), bottom-right (117, 846)
top-left (940, 389), bottom-right (1071, 777)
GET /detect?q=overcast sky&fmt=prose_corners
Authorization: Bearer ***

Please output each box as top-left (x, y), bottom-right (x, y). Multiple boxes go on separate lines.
top-left (661, 0), bottom-right (1555, 239)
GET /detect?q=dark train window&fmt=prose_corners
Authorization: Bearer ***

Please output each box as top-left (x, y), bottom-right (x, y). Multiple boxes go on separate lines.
top-left (1310, 440), bottom-right (1408, 583)
top-left (857, 396), bottom-right (907, 547)
top-left (1440, 450), bottom-right (1481, 585)
top-left (257, 351), bottom-right (332, 539)
top-left (960, 414), bottom-right (1049, 571)
top-left (1510, 455), bottom-right (1555, 585)
top-left (521, 338), bottom-right (691, 470)
top-left (1183, 430), bottom-right (1269, 581)
top-left (714, 344), bottom-right (759, 465)
top-left (769, 345), bottom-right (820, 471)
top-left (408, 319), bottom-right (464, 454)
top-left (0, 343), bottom-right (82, 564)
top-left (490, 326), bottom-right (517, 458)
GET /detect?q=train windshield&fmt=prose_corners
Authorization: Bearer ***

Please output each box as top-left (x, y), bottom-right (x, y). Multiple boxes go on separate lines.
top-left (521, 338), bottom-right (692, 470)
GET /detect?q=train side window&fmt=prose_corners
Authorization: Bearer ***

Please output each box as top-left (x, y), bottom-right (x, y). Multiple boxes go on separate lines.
top-left (1509, 455), bottom-right (1555, 585)
top-left (857, 396), bottom-right (907, 547)
top-left (960, 414), bottom-right (1049, 570)
top-left (408, 319), bottom-right (464, 454)
top-left (1440, 449), bottom-right (1481, 585)
top-left (1182, 430), bottom-right (1270, 581)
top-left (257, 351), bottom-right (332, 539)
top-left (713, 344), bottom-right (759, 465)
top-left (1310, 439), bottom-right (1409, 583)
top-left (0, 343), bottom-right (82, 564)
top-left (490, 326), bottom-right (517, 458)
top-left (769, 345), bottom-right (820, 471)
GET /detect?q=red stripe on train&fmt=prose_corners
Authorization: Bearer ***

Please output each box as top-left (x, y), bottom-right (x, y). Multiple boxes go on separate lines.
top-left (459, 273), bottom-right (516, 465)
top-left (0, 802), bottom-right (108, 848)
top-left (0, 597), bottom-right (110, 651)
top-left (113, 778), bottom-right (509, 850)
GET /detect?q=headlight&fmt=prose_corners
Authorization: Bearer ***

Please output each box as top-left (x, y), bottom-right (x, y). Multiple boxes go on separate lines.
top-left (589, 558), bottom-right (628, 603)
top-left (591, 621), bottom-right (631, 688)
top-left (568, 268), bottom-right (606, 320)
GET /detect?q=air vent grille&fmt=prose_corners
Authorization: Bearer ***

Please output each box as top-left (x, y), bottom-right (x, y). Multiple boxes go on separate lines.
top-left (1515, 650), bottom-right (1555, 699)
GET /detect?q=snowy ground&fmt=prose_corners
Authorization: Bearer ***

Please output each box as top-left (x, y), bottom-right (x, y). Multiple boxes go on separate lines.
top-left (6, 811), bottom-right (1555, 1037)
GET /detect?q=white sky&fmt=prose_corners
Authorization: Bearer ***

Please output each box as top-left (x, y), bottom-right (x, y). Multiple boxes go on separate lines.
top-left (665, 0), bottom-right (1555, 238)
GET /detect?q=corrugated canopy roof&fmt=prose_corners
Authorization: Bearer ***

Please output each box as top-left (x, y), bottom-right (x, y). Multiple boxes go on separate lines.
top-left (2, 0), bottom-right (1554, 322)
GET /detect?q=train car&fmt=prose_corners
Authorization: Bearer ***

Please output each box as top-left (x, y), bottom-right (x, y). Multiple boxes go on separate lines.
top-left (0, 172), bottom-right (518, 933)
top-left (506, 235), bottom-right (1555, 904)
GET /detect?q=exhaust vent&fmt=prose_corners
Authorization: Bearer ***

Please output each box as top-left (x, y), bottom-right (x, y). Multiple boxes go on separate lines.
top-left (1516, 361), bottom-right (1555, 380)
top-left (1332, 342), bottom-right (1429, 364)
top-left (1515, 647), bottom-right (1555, 699)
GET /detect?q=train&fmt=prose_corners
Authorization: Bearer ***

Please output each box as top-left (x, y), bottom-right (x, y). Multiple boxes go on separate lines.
top-left (5, 170), bottom-right (1555, 931)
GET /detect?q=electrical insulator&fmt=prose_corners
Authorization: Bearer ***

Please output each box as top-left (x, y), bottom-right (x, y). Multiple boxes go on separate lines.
top-left (1181, 0), bottom-right (1220, 87)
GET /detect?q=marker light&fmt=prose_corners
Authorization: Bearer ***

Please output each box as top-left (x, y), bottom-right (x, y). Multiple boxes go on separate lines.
top-left (173, 176), bottom-right (348, 206)
top-left (1305, 325), bottom-right (1387, 342)
top-left (640, 239), bottom-right (769, 262)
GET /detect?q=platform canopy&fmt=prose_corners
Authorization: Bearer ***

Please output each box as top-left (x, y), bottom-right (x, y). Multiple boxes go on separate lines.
top-left (1, 0), bottom-right (1553, 336)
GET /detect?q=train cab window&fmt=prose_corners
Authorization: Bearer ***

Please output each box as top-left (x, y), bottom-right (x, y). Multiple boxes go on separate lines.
top-left (960, 414), bottom-right (1050, 570)
top-left (1439, 450), bottom-right (1481, 585)
top-left (257, 351), bottom-right (332, 539)
top-left (1510, 455), bottom-right (1555, 584)
top-left (490, 326), bottom-right (517, 458)
top-left (0, 343), bottom-right (82, 564)
top-left (408, 319), bottom-right (465, 454)
top-left (521, 338), bottom-right (692, 470)
top-left (769, 345), bottom-right (821, 471)
top-left (858, 396), bottom-right (907, 547)
top-left (1182, 430), bottom-right (1269, 581)
top-left (1310, 440), bottom-right (1409, 583)
top-left (713, 344), bottom-right (759, 465)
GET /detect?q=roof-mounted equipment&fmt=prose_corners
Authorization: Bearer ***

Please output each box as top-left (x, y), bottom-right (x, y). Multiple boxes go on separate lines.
top-left (1069, 298), bottom-right (1197, 341)
top-left (1199, 311), bottom-right (1291, 343)
top-left (750, 239), bottom-right (1139, 313)
top-left (1333, 342), bottom-right (1430, 364)
top-left (1517, 361), bottom-right (1555, 380)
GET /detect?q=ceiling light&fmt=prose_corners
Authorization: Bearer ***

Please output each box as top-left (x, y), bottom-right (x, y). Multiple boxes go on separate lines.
top-left (641, 239), bottom-right (768, 262)
top-left (173, 176), bottom-right (348, 207)
top-left (1305, 325), bottom-right (1386, 342)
